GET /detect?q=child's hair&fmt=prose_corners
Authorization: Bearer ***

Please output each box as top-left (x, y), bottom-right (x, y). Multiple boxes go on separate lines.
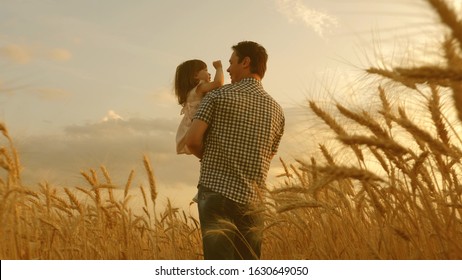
top-left (174, 59), bottom-right (207, 105)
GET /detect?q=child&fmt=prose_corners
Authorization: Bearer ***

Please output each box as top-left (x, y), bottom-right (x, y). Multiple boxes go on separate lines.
top-left (175, 59), bottom-right (224, 154)
top-left (174, 59), bottom-right (224, 202)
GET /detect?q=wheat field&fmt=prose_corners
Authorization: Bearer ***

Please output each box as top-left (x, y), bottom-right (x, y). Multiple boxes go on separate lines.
top-left (1, 0), bottom-right (462, 259)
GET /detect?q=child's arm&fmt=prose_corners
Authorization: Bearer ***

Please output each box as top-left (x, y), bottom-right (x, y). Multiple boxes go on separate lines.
top-left (196, 60), bottom-right (224, 96)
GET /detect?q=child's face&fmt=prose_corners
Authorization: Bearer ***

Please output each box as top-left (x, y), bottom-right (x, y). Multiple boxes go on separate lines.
top-left (195, 68), bottom-right (211, 82)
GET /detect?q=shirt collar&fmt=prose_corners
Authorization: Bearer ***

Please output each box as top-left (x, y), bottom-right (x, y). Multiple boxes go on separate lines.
top-left (239, 77), bottom-right (262, 84)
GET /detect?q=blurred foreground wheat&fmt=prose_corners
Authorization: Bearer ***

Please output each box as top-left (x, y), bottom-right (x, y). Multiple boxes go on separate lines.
top-left (260, 0), bottom-right (462, 259)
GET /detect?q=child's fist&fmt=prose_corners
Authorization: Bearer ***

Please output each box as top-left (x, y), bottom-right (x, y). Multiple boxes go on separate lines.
top-left (213, 60), bottom-right (222, 69)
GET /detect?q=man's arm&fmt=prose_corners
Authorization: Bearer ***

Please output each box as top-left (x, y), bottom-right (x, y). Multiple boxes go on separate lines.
top-left (185, 119), bottom-right (209, 159)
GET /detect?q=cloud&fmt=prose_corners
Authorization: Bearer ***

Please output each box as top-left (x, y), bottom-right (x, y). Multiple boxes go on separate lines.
top-left (36, 88), bottom-right (72, 101)
top-left (16, 108), bottom-right (308, 182)
top-left (0, 44), bottom-right (72, 64)
top-left (64, 115), bottom-right (177, 138)
top-left (150, 87), bottom-right (177, 106)
top-left (48, 48), bottom-right (72, 61)
top-left (275, 0), bottom-right (338, 37)
top-left (17, 115), bottom-right (190, 182)
top-left (102, 110), bottom-right (123, 122)
top-left (16, 127), bottom-right (200, 212)
top-left (0, 44), bottom-right (33, 64)
top-left (13, 108), bottom-right (312, 212)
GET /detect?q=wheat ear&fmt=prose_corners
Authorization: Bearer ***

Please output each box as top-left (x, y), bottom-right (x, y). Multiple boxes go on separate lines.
top-left (426, 0), bottom-right (462, 48)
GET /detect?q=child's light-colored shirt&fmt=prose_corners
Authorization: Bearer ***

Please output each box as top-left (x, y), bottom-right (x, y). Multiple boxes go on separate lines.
top-left (176, 82), bottom-right (203, 154)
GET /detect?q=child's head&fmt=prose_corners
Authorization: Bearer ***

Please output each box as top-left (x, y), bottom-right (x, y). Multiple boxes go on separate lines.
top-left (174, 59), bottom-right (207, 105)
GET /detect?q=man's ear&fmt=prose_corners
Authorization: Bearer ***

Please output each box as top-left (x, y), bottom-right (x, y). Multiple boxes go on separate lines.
top-left (242, 56), bottom-right (251, 68)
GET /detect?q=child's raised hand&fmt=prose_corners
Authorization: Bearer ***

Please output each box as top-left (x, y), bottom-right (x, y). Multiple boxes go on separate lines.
top-left (212, 60), bottom-right (222, 69)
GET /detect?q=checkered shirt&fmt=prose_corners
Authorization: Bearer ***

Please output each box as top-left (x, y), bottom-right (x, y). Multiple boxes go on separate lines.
top-left (193, 78), bottom-right (285, 204)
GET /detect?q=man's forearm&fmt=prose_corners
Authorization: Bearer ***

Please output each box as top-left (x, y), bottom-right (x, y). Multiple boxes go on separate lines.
top-left (185, 119), bottom-right (208, 160)
top-left (187, 143), bottom-right (203, 159)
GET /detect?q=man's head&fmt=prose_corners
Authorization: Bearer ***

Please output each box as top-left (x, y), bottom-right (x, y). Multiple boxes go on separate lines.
top-left (227, 41), bottom-right (267, 83)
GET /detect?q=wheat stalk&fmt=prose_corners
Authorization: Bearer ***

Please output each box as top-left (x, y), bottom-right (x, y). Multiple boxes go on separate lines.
top-left (451, 81), bottom-right (462, 122)
top-left (428, 85), bottom-right (450, 145)
top-left (367, 67), bottom-right (417, 89)
top-left (142, 155), bottom-right (157, 206)
top-left (338, 135), bottom-right (409, 156)
top-left (309, 101), bottom-right (365, 163)
top-left (394, 107), bottom-right (459, 157)
top-left (443, 37), bottom-right (462, 69)
top-left (319, 144), bottom-right (335, 166)
top-left (100, 166), bottom-right (115, 202)
top-left (64, 188), bottom-right (83, 215)
top-left (378, 86), bottom-right (393, 130)
top-left (124, 170), bottom-right (135, 199)
top-left (0, 123), bottom-right (21, 185)
top-left (426, 0), bottom-right (462, 48)
top-left (336, 104), bottom-right (389, 139)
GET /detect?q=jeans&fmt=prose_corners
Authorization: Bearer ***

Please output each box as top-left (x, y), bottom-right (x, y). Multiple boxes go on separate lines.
top-left (197, 185), bottom-right (263, 260)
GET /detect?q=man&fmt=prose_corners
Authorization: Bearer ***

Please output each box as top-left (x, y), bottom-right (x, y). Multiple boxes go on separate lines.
top-left (185, 41), bottom-right (285, 260)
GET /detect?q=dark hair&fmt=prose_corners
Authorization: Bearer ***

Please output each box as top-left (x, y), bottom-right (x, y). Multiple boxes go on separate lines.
top-left (232, 41), bottom-right (268, 78)
top-left (174, 59), bottom-right (207, 105)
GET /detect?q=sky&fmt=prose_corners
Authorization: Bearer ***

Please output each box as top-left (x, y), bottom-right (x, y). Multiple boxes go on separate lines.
top-left (1, 0), bottom-right (459, 212)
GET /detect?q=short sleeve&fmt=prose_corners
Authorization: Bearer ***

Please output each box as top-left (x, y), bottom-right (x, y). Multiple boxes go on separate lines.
top-left (193, 92), bottom-right (215, 124)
